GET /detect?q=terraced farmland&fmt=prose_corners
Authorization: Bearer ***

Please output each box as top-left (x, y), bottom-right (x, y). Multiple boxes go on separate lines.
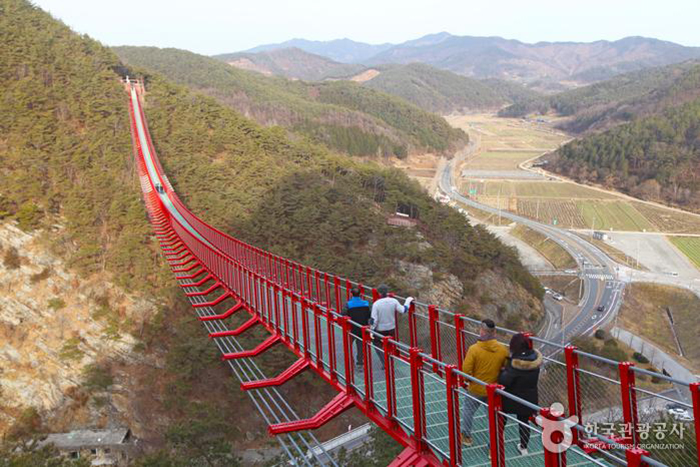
top-left (669, 237), bottom-right (700, 269)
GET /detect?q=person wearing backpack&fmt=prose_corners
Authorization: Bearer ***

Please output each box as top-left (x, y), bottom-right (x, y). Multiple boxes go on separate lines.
top-left (342, 287), bottom-right (371, 368)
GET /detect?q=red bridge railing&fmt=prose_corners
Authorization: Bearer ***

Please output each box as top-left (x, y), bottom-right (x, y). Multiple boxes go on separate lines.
top-left (127, 84), bottom-right (699, 467)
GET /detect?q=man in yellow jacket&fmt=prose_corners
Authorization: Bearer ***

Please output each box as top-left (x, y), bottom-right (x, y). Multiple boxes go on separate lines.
top-left (461, 319), bottom-right (508, 446)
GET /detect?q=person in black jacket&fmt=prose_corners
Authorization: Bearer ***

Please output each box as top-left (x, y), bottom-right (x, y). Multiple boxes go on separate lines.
top-left (498, 333), bottom-right (542, 455)
top-left (342, 287), bottom-right (371, 368)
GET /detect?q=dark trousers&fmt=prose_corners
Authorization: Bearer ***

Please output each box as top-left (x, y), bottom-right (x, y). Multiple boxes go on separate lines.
top-left (351, 331), bottom-right (363, 365)
top-left (504, 413), bottom-right (532, 448)
top-left (373, 329), bottom-right (395, 367)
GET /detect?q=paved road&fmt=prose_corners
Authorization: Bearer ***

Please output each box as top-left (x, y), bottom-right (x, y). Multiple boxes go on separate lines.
top-left (439, 158), bottom-right (623, 345)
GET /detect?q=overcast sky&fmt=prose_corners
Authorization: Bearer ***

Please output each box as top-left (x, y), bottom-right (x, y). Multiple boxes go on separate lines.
top-left (34, 0), bottom-right (700, 56)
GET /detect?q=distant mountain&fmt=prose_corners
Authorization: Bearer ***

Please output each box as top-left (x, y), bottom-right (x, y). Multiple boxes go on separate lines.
top-left (115, 46), bottom-right (467, 157)
top-left (499, 60), bottom-right (700, 133)
top-left (365, 34), bottom-right (700, 87)
top-left (243, 37), bottom-right (394, 63)
top-left (362, 63), bottom-right (510, 113)
top-left (213, 47), bottom-right (364, 81)
top-left (243, 34), bottom-right (700, 89)
top-left (215, 47), bottom-right (541, 114)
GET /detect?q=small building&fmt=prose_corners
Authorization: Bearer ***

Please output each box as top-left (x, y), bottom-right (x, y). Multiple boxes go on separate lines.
top-left (387, 214), bottom-right (418, 228)
top-left (593, 231), bottom-right (609, 241)
top-left (38, 428), bottom-right (134, 466)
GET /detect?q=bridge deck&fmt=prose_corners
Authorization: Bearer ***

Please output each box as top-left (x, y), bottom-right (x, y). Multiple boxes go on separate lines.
top-left (266, 288), bottom-right (609, 466)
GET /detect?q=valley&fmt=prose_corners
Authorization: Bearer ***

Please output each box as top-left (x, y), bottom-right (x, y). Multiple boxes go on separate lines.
top-left (3, 0), bottom-right (700, 464)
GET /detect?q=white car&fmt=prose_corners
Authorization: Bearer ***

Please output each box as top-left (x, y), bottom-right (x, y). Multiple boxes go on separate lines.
top-left (667, 407), bottom-right (693, 421)
top-left (552, 293), bottom-right (563, 301)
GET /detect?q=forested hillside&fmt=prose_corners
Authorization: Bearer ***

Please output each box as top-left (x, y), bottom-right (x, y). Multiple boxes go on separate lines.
top-left (552, 98), bottom-right (700, 211)
top-left (114, 46), bottom-right (467, 158)
top-left (0, 0), bottom-right (159, 290)
top-left (362, 63), bottom-right (508, 113)
top-left (214, 47), bottom-right (364, 81)
top-left (1, 0), bottom-right (543, 460)
top-left (141, 73), bottom-right (541, 299)
top-left (500, 61), bottom-right (700, 133)
top-left (214, 48), bottom-right (540, 114)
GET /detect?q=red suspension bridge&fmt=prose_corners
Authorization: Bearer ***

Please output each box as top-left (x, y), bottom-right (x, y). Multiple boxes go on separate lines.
top-left (125, 80), bottom-right (699, 467)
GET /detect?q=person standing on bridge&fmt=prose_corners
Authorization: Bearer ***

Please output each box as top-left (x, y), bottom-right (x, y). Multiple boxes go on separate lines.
top-left (342, 287), bottom-right (371, 368)
top-left (369, 284), bottom-right (413, 369)
top-left (498, 333), bottom-right (542, 455)
top-left (460, 319), bottom-right (508, 447)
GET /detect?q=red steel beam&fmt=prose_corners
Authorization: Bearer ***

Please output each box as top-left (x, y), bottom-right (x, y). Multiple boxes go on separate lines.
top-left (185, 282), bottom-right (222, 297)
top-left (388, 447), bottom-right (432, 467)
top-left (268, 392), bottom-right (354, 435)
top-left (181, 273), bottom-right (214, 288)
top-left (199, 299), bottom-right (243, 321)
top-left (192, 291), bottom-right (231, 308)
top-left (169, 256), bottom-right (195, 267)
top-left (619, 361), bottom-right (640, 446)
top-left (173, 261), bottom-right (201, 273)
top-left (169, 250), bottom-right (192, 262)
top-left (176, 267), bottom-right (206, 280)
top-left (240, 358), bottom-right (309, 390)
top-left (221, 335), bottom-right (280, 360)
top-left (209, 316), bottom-right (259, 338)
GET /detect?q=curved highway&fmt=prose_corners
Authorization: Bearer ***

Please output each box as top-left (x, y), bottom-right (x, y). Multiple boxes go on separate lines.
top-left (439, 158), bottom-right (625, 345)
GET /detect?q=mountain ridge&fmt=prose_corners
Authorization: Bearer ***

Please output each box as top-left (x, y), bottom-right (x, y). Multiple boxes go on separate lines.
top-left (499, 60), bottom-right (700, 133)
top-left (116, 46), bottom-right (467, 157)
top-left (232, 33), bottom-right (700, 90)
top-left (242, 37), bottom-right (394, 63)
top-left (211, 48), bottom-right (540, 114)
top-left (213, 47), bottom-right (365, 81)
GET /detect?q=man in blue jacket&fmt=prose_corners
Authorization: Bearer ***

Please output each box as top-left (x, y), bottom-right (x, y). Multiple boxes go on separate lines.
top-left (342, 287), bottom-right (371, 368)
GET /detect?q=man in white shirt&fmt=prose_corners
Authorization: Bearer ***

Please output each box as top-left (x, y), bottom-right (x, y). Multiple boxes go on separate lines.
top-left (370, 284), bottom-right (413, 369)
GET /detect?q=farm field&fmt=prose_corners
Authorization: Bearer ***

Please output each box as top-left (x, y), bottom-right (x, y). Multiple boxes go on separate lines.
top-left (517, 199), bottom-right (586, 228)
top-left (578, 200), bottom-right (655, 232)
top-left (515, 199), bottom-right (659, 231)
top-left (464, 180), bottom-right (617, 199)
top-left (464, 150), bottom-right (542, 171)
top-left (462, 181), bottom-right (698, 233)
top-left (446, 114), bottom-right (567, 150)
top-left (669, 237), bottom-right (700, 270)
top-left (448, 113), bottom-right (700, 234)
top-left (391, 152), bottom-right (441, 192)
top-left (633, 202), bottom-right (700, 234)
